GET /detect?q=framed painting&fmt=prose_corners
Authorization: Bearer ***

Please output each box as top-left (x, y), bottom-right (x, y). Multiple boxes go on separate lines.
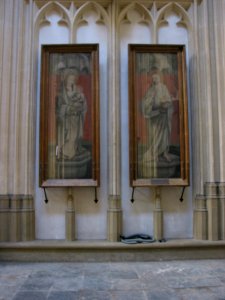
top-left (39, 44), bottom-right (100, 187)
top-left (129, 44), bottom-right (189, 186)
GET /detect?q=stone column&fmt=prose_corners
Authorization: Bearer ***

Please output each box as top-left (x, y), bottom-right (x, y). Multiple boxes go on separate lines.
top-left (211, 0), bottom-right (225, 241)
top-left (218, 183), bottom-right (225, 240)
top-left (107, 0), bottom-right (122, 241)
top-left (9, 195), bottom-right (22, 242)
top-left (0, 0), bottom-right (14, 195)
top-left (0, 195), bottom-right (10, 242)
top-left (191, 0), bottom-right (225, 241)
top-left (153, 187), bottom-right (163, 241)
top-left (21, 195), bottom-right (35, 241)
top-left (0, 194), bottom-right (35, 242)
top-left (205, 182), bottom-right (219, 241)
top-left (0, 0), bottom-right (35, 241)
top-left (66, 188), bottom-right (75, 241)
top-left (193, 194), bottom-right (208, 240)
top-left (107, 196), bottom-right (122, 242)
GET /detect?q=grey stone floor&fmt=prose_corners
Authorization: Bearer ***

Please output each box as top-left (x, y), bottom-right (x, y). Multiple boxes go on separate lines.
top-left (0, 260), bottom-right (225, 300)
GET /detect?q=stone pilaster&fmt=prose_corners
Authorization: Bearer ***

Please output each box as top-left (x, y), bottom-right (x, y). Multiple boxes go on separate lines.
top-left (0, 194), bottom-right (35, 242)
top-left (9, 195), bottom-right (22, 242)
top-left (107, 0), bottom-right (122, 241)
top-left (66, 188), bottom-right (75, 241)
top-left (0, 195), bottom-right (10, 242)
top-left (205, 182), bottom-right (219, 241)
top-left (153, 187), bottom-right (163, 241)
top-left (107, 195), bottom-right (122, 242)
top-left (217, 183), bottom-right (225, 240)
top-left (0, 0), bottom-right (35, 241)
top-left (192, 0), bottom-right (225, 242)
top-left (193, 194), bottom-right (207, 240)
top-left (21, 195), bottom-right (35, 241)
top-left (211, 0), bottom-right (225, 240)
top-left (0, 0), bottom-right (14, 194)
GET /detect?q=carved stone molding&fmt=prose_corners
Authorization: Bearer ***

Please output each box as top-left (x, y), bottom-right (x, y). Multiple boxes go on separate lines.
top-left (31, 0), bottom-right (201, 13)
top-left (33, 0), bottom-right (112, 10)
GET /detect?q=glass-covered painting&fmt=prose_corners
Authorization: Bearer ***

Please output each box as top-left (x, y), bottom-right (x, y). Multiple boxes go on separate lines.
top-left (39, 44), bottom-right (99, 187)
top-left (129, 44), bottom-right (189, 186)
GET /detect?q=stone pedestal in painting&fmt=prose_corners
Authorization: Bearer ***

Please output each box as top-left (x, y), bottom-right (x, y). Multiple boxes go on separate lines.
top-left (139, 153), bottom-right (180, 179)
top-left (56, 149), bottom-right (91, 179)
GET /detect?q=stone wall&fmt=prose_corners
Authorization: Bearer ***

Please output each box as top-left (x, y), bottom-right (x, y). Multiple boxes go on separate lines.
top-left (0, 0), bottom-right (224, 242)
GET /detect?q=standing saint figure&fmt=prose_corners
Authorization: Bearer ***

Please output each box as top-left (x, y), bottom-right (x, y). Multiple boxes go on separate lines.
top-left (56, 69), bottom-right (87, 160)
top-left (142, 73), bottom-right (173, 177)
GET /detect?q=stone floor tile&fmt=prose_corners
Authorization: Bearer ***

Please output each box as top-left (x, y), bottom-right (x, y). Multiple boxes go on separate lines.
top-left (112, 290), bottom-right (147, 300)
top-left (110, 270), bottom-right (139, 280)
top-left (0, 262), bottom-right (32, 273)
top-left (0, 265), bottom-right (31, 283)
top-left (82, 263), bottom-right (111, 278)
top-left (51, 276), bottom-right (84, 291)
top-left (0, 286), bottom-right (18, 300)
top-left (134, 262), bottom-right (190, 280)
top-left (175, 287), bottom-right (219, 300)
top-left (0, 273), bottom-right (28, 287)
top-left (82, 276), bottom-right (112, 291)
top-left (109, 262), bottom-right (137, 270)
top-left (83, 269), bottom-right (112, 279)
top-left (52, 263), bottom-right (85, 277)
top-left (47, 291), bottom-right (81, 300)
top-left (209, 286), bottom-right (225, 299)
top-left (19, 276), bottom-right (54, 291)
top-left (111, 278), bottom-right (153, 291)
top-left (208, 266), bottom-right (225, 277)
top-left (133, 263), bottom-right (168, 279)
top-left (145, 288), bottom-right (181, 300)
top-left (83, 262), bottom-right (111, 271)
top-left (0, 260), bottom-right (224, 300)
top-left (12, 291), bottom-right (47, 300)
top-left (164, 275), bottom-right (223, 289)
top-left (28, 270), bottom-right (56, 279)
top-left (80, 290), bottom-right (112, 300)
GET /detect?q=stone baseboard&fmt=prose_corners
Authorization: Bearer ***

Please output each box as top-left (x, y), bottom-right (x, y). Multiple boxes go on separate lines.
top-left (1, 239), bottom-right (225, 262)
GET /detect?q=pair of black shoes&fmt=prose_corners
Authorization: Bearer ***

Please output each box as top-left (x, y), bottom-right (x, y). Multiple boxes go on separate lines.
top-left (120, 234), bottom-right (166, 244)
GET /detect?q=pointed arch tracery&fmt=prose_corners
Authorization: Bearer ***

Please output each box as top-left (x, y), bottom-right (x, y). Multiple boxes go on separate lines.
top-left (156, 2), bottom-right (191, 32)
top-left (73, 1), bottom-right (109, 29)
top-left (118, 2), bottom-right (153, 27)
top-left (34, 1), bottom-right (110, 44)
top-left (34, 1), bottom-right (70, 32)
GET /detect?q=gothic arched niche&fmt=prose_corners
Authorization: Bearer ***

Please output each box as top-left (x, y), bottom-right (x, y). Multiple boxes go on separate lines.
top-left (157, 3), bottom-right (190, 45)
top-left (35, 2), bottom-right (70, 43)
top-left (119, 3), bottom-right (153, 236)
top-left (119, 2), bottom-right (153, 80)
top-left (73, 2), bottom-right (109, 43)
top-left (119, 2), bottom-right (152, 40)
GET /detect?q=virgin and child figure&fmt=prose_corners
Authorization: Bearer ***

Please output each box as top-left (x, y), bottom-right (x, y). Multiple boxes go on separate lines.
top-left (56, 68), bottom-right (91, 178)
